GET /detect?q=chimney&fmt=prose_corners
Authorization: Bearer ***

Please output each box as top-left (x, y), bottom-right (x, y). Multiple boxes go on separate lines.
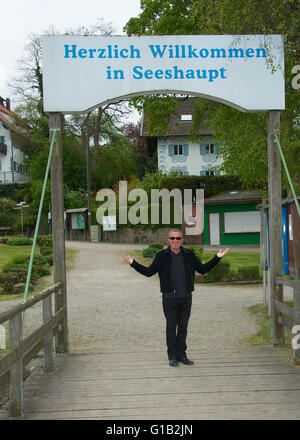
top-left (5, 98), bottom-right (11, 111)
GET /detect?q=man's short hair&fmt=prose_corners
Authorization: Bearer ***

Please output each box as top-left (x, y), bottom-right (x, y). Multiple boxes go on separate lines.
top-left (168, 228), bottom-right (183, 237)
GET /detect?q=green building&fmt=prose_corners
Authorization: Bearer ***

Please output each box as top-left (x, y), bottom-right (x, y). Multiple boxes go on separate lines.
top-left (203, 190), bottom-right (262, 246)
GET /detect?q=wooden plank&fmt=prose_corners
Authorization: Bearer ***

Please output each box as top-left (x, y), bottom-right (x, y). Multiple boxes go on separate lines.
top-left (2, 348), bottom-right (300, 420)
top-left (9, 314), bottom-right (23, 417)
top-left (0, 308), bottom-right (65, 377)
top-left (275, 299), bottom-right (300, 323)
top-left (281, 315), bottom-right (294, 330)
top-left (0, 283), bottom-right (61, 325)
top-left (277, 277), bottom-right (300, 289)
top-left (43, 295), bottom-right (54, 372)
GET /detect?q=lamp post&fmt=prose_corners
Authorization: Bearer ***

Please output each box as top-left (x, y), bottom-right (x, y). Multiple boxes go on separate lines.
top-left (14, 202), bottom-right (29, 237)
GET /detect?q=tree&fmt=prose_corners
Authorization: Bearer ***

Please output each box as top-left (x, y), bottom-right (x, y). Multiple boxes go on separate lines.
top-left (8, 20), bottom-right (139, 204)
top-left (124, 0), bottom-right (300, 192)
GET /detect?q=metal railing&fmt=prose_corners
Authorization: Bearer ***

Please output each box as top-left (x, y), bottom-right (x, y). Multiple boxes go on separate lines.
top-left (0, 282), bottom-right (65, 417)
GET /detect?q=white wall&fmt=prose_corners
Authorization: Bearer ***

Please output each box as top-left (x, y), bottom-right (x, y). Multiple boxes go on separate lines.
top-left (157, 135), bottom-right (224, 176)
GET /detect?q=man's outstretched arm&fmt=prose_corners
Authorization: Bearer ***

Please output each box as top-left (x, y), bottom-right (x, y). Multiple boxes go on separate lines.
top-left (193, 247), bottom-right (229, 274)
top-left (123, 254), bottom-right (159, 277)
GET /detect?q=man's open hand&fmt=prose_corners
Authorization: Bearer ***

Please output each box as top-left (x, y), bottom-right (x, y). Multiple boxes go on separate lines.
top-left (217, 248), bottom-right (230, 258)
top-left (122, 254), bottom-right (133, 265)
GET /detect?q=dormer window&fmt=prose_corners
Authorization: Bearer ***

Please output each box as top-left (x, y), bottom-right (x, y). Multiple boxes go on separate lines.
top-left (180, 114), bottom-right (192, 121)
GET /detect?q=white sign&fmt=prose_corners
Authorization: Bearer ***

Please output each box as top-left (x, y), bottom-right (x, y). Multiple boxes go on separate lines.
top-left (42, 35), bottom-right (284, 113)
top-left (102, 215), bottom-right (117, 231)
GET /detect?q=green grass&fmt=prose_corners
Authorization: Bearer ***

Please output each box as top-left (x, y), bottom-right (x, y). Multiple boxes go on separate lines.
top-left (205, 251), bottom-right (260, 272)
top-left (245, 302), bottom-right (294, 345)
top-left (0, 244), bottom-right (39, 271)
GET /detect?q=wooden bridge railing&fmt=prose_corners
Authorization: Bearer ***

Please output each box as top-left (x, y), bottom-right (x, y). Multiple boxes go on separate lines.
top-left (0, 282), bottom-right (66, 417)
top-left (275, 277), bottom-right (300, 365)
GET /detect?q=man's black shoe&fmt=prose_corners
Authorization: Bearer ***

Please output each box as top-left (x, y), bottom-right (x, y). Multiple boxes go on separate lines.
top-left (169, 359), bottom-right (179, 367)
top-left (178, 356), bottom-right (194, 365)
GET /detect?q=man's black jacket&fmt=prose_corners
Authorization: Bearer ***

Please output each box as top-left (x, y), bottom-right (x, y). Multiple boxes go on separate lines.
top-left (130, 246), bottom-right (221, 295)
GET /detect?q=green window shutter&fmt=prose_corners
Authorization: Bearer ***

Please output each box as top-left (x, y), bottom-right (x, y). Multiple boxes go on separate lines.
top-left (168, 145), bottom-right (174, 156)
top-left (200, 144), bottom-right (205, 155)
top-left (183, 144), bottom-right (189, 156)
top-left (200, 170), bottom-right (205, 176)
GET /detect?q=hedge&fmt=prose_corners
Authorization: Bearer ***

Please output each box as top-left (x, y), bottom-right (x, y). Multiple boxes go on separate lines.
top-left (7, 238), bottom-right (33, 246)
top-left (159, 175), bottom-right (244, 197)
top-left (143, 247), bottom-right (159, 259)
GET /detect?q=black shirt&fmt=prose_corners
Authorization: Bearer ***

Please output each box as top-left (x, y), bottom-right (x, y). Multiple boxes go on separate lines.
top-left (163, 250), bottom-right (187, 299)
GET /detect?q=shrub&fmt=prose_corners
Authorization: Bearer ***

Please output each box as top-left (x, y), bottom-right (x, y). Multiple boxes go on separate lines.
top-left (2, 256), bottom-right (29, 273)
top-left (0, 270), bottom-right (28, 293)
top-left (46, 255), bottom-right (53, 266)
top-left (186, 246), bottom-right (204, 260)
top-left (203, 260), bottom-right (231, 283)
top-left (7, 237), bottom-right (33, 246)
top-left (37, 235), bottom-right (53, 247)
top-left (143, 247), bottom-right (159, 259)
top-left (0, 211), bottom-right (15, 227)
top-left (237, 265), bottom-right (260, 281)
top-left (40, 247), bottom-right (53, 256)
top-left (0, 251), bottom-right (52, 294)
top-left (149, 242), bottom-right (164, 250)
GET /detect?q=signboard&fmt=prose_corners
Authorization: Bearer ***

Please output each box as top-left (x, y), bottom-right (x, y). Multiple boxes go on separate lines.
top-left (102, 215), bottom-right (117, 231)
top-left (71, 212), bottom-right (85, 230)
top-left (42, 34), bottom-right (284, 113)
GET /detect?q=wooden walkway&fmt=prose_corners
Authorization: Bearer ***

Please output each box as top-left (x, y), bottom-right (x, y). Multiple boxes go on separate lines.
top-left (1, 345), bottom-right (300, 420)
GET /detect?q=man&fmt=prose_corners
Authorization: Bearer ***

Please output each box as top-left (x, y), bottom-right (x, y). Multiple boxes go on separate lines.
top-left (123, 229), bottom-right (229, 367)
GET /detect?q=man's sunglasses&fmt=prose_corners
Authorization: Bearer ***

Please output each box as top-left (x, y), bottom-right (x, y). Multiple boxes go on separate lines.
top-left (169, 237), bottom-right (182, 240)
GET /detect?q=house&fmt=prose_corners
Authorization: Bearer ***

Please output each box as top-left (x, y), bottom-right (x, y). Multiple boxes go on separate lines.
top-left (140, 98), bottom-right (224, 176)
top-left (0, 97), bottom-right (30, 183)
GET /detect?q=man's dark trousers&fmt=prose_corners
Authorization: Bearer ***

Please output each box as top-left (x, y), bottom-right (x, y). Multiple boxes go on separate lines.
top-left (162, 296), bottom-right (192, 360)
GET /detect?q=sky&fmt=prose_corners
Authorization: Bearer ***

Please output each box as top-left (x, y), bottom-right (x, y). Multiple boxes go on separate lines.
top-left (0, 0), bottom-right (142, 107)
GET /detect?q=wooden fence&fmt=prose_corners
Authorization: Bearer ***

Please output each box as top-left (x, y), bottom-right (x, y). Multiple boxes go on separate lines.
top-left (275, 277), bottom-right (300, 364)
top-left (0, 282), bottom-right (65, 417)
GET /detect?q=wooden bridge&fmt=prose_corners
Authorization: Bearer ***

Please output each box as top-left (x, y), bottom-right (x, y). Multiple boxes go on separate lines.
top-left (1, 278), bottom-right (300, 420)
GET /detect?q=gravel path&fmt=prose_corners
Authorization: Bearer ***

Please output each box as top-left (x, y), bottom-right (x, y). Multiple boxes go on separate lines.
top-left (1, 241), bottom-right (265, 355)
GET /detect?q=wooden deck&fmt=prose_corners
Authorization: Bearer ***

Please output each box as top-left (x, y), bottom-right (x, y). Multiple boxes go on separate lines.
top-left (1, 345), bottom-right (300, 420)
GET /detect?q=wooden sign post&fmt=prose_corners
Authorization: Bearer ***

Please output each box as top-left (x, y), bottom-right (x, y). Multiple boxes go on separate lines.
top-left (268, 110), bottom-right (283, 344)
top-left (49, 112), bottom-right (68, 353)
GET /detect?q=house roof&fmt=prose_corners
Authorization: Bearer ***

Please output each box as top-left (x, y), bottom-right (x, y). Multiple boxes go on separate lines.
top-left (141, 98), bottom-right (212, 137)
top-left (65, 208), bottom-right (88, 213)
top-left (0, 105), bottom-right (31, 140)
top-left (205, 190), bottom-right (262, 205)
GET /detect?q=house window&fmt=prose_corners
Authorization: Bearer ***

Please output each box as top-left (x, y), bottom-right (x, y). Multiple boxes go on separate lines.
top-left (205, 144), bottom-right (215, 154)
top-left (205, 170), bottom-right (215, 176)
top-left (180, 114), bottom-right (192, 121)
top-left (174, 145), bottom-right (183, 155)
